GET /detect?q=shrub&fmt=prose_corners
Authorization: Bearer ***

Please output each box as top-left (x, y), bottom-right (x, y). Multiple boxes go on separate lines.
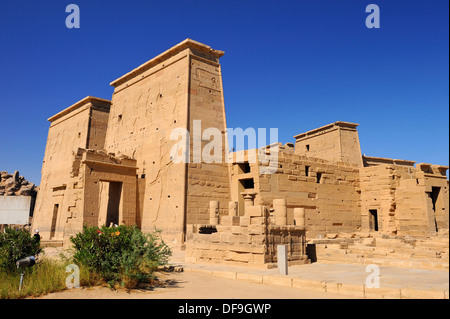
top-left (0, 227), bottom-right (42, 273)
top-left (70, 225), bottom-right (171, 288)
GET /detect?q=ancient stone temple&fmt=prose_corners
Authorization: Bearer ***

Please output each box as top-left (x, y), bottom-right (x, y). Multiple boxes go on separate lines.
top-left (32, 39), bottom-right (449, 268)
top-left (33, 39), bottom-right (230, 247)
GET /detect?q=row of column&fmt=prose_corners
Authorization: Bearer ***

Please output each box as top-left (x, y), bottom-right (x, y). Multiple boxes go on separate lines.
top-left (208, 199), bottom-right (306, 229)
top-left (273, 199), bottom-right (305, 228)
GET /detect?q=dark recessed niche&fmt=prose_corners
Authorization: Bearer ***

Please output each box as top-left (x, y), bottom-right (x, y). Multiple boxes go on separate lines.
top-left (238, 162), bottom-right (251, 174)
top-left (316, 172), bottom-right (322, 183)
top-left (240, 178), bottom-right (254, 189)
top-left (199, 226), bottom-right (217, 234)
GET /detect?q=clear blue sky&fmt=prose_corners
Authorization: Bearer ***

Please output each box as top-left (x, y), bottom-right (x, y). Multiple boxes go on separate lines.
top-left (0, 0), bottom-right (448, 185)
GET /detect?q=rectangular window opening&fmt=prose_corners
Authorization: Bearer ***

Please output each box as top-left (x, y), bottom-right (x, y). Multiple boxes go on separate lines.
top-left (240, 178), bottom-right (254, 189)
top-left (238, 162), bottom-right (251, 174)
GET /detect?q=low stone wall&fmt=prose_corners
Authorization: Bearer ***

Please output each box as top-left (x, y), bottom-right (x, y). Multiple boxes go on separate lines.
top-left (185, 205), bottom-right (309, 268)
top-left (266, 225), bottom-right (308, 265)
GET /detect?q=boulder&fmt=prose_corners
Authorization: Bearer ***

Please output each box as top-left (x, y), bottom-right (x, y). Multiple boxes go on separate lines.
top-left (4, 177), bottom-right (16, 188)
top-left (13, 171), bottom-right (19, 183)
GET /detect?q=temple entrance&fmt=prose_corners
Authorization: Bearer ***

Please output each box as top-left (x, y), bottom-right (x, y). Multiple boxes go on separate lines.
top-left (430, 187), bottom-right (441, 232)
top-left (98, 181), bottom-right (123, 227)
top-left (106, 182), bottom-right (122, 226)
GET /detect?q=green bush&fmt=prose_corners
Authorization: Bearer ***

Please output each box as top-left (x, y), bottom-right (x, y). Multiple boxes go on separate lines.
top-left (70, 225), bottom-right (171, 288)
top-left (0, 227), bottom-right (42, 273)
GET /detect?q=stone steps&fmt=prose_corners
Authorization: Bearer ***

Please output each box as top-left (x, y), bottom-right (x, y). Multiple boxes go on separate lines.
top-left (349, 246), bottom-right (445, 259)
top-left (316, 245), bottom-right (448, 260)
top-left (310, 234), bottom-right (449, 270)
top-left (316, 251), bottom-right (448, 270)
top-left (40, 240), bottom-right (64, 248)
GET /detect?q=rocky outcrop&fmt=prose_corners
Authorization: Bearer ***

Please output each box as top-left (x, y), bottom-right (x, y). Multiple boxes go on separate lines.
top-left (0, 171), bottom-right (38, 196)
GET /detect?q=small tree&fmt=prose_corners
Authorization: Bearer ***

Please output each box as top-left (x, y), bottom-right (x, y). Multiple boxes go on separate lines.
top-left (70, 225), bottom-right (171, 288)
top-left (0, 227), bottom-right (42, 272)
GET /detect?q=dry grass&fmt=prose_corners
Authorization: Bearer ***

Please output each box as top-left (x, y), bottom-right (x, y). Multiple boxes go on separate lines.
top-left (0, 257), bottom-right (102, 299)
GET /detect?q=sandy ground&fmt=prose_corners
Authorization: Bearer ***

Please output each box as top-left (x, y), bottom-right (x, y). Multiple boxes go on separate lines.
top-left (34, 270), bottom-right (352, 299)
top-left (34, 247), bottom-right (448, 299)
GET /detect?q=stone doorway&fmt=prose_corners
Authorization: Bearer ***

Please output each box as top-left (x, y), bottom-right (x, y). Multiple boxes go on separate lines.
top-left (50, 204), bottom-right (59, 239)
top-left (98, 181), bottom-right (123, 227)
top-left (369, 209), bottom-right (379, 232)
top-left (430, 187), bottom-right (441, 232)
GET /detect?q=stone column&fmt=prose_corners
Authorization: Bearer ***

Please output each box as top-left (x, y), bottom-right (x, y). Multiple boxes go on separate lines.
top-left (209, 201), bottom-right (219, 225)
top-left (243, 194), bottom-right (254, 208)
top-left (294, 208), bottom-right (306, 229)
top-left (228, 201), bottom-right (238, 217)
top-left (273, 198), bottom-right (287, 226)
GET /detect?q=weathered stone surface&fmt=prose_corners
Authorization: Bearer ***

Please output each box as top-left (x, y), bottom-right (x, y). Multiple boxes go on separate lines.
top-left (0, 170), bottom-right (37, 198)
top-left (0, 170), bottom-right (37, 227)
top-left (29, 39), bottom-right (448, 271)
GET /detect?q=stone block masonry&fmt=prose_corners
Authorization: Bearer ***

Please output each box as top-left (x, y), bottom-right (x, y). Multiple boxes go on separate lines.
top-left (31, 39), bottom-right (448, 268)
top-left (185, 202), bottom-right (309, 268)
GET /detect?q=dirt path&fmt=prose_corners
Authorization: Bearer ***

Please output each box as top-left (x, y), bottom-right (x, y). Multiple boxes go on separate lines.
top-left (34, 270), bottom-right (351, 299)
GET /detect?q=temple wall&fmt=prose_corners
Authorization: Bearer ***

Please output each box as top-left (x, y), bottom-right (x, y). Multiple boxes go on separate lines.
top-left (32, 98), bottom-right (110, 240)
